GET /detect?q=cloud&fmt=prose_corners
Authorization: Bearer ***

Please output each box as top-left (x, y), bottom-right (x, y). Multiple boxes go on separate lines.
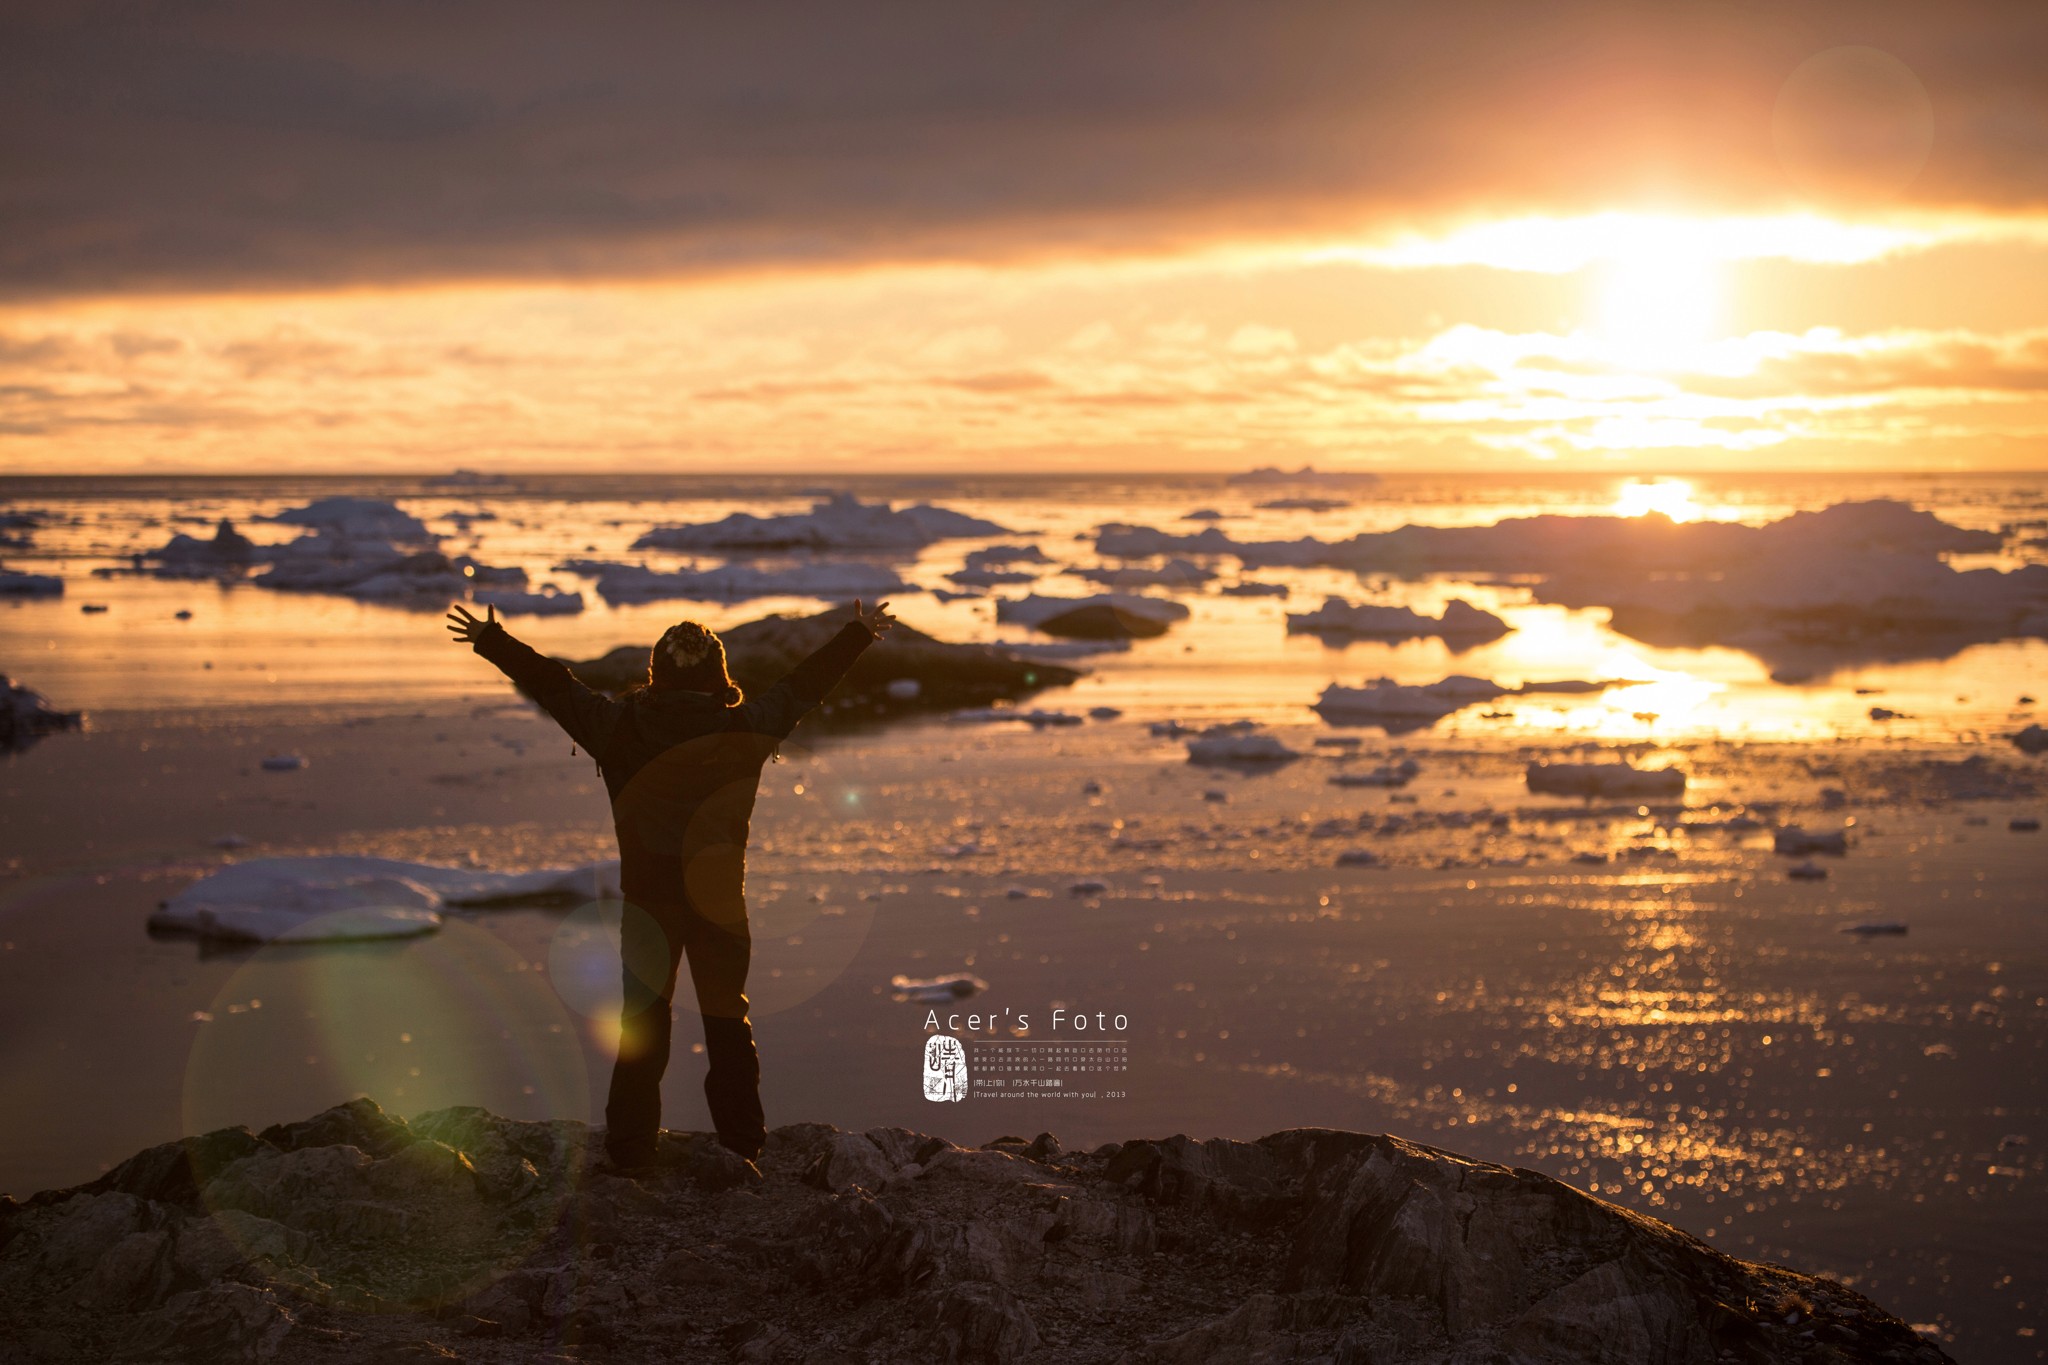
top-left (4, 2), bottom-right (2047, 297)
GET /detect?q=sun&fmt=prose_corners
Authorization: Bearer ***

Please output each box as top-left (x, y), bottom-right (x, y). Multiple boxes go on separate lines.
top-left (1592, 231), bottom-right (1724, 365)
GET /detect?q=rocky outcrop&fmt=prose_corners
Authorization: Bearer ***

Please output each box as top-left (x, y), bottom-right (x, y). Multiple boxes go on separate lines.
top-left (0, 1098), bottom-right (1949, 1364)
top-left (567, 604), bottom-right (1082, 724)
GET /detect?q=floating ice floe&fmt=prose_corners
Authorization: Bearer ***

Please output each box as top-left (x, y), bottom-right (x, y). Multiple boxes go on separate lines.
top-left (1, 678), bottom-right (82, 753)
top-left (1787, 860), bottom-right (1829, 880)
top-left (949, 706), bottom-right (1083, 728)
top-left (1287, 597), bottom-right (1509, 641)
top-left (0, 567), bottom-right (62, 596)
top-left (889, 972), bottom-right (989, 1004)
top-left (2014, 817), bottom-right (2042, 832)
top-left (1331, 758), bottom-right (1421, 788)
top-left (1257, 497), bottom-right (1350, 512)
top-left (1068, 879), bottom-right (1109, 897)
top-left (1088, 706), bottom-right (1122, 720)
top-left (1072, 558), bottom-right (1218, 590)
top-left (1097, 499), bottom-right (2045, 666)
top-left (1220, 580), bottom-right (1289, 597)
top-left (473, 585), bottom-right (585, 616)
top-left (964, 544), bottom-right (1053, 569)
top-left (1182, 508), bottom-right (1226, 521)
top-left (151, 855), bottom-right (622, 944)
top-left (1525, 761), bottom-right (1687, 798)
top-left (148, 518), bottom-right (262, 576)
top-left (996, 593), bottom-right (1191, 639)
top-left (633, 494), bottom-right (1008, 554)
top-left (1315, 676), bottom-right (1508, 727)
top-left (263, 497), bottom-right (434, 543)
top-left (947, 567), bottom-right (1039, 587)
top-left (1843, 921), bottom-right (1908, 935)
top-left (1773, 826), bottom-right (1849, 856)
top-left (572, 560), bottom-right (909, 605)
top-left (1185, 728), bottom-right (1303, 765)
top-left (2013, 724), bottom-right (2048, 755)
top-left (1226, 465), bottom-right (1381, 487)
top-left (260, 754), bottom-right (308, 771)
top-left (1334, 849), bottom-right (1383, 867)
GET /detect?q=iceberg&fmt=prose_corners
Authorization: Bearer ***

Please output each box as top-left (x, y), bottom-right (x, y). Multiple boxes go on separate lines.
top-left (633, 494), bottom-right (1007, 554)
top-left (151, 856), bottom-right (622, 944)
top-left (1315, 676), bottom-right (1508, 727)
top-left (1226, 465), bottom-right (1381, 487)
top-left (473, 585), bottom-right (585, 615)
top-left (574, 560), bottom-right (909, 604)
top-left (0, 567), bottom-right (62, 597)
top-left (1072, 558), bottom-right (1218, 590)
top-left (995, 593), bottom-right (1191, 638)
top-left (263, 497), bottom-right (434, 543)
top-left (1287, 596), bottom-right (1509, 640)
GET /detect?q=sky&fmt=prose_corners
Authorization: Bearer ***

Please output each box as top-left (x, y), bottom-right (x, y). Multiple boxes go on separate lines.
top-left (4, 1), bottom-right (2047, 474)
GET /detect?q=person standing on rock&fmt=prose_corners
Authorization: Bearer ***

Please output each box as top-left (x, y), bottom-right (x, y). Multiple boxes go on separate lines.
top-left (447, 599), bottom-right (896, 1168)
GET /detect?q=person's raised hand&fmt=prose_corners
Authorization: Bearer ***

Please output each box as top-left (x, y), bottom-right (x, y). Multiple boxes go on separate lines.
top-left (445, 602), bottom-right (498, 645)
top-left (853, 598), bottom-right (897, 638)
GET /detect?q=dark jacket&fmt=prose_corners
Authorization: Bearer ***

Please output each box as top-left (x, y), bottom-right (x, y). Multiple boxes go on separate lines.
top-left (474, 620), bottom-right (875, 908)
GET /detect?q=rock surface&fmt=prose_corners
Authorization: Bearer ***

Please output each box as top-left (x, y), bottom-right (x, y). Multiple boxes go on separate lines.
top-left (0, 1098), bottom-right (1950, 1364)
top-left (568, 604), bottom-right (1082, 724)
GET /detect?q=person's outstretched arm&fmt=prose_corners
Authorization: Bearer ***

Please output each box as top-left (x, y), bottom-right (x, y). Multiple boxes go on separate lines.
top-left (743, 599), bottom-right (896, 739)
top-left (447, 603), bottom-right (620, 754)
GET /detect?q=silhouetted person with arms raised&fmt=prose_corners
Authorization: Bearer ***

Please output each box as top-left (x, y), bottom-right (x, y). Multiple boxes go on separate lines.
top-left (447, 598), bottom-right (895, 1169)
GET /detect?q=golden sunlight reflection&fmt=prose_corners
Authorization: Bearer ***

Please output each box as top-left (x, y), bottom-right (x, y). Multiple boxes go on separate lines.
top-left (1612, 477), bottom-right (1702, 522)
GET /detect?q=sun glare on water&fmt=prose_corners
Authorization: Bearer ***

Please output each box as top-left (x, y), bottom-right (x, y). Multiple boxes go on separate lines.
top-left (1613, 477), bottom-right (1701, 522)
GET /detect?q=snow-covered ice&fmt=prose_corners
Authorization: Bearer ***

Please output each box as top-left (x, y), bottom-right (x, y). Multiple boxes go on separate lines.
top-left (1287, 596), bottom-right (1508, 640)
top-left (633, 494), bottom-right (1007, 553)
top-left (151, 856), bottom-right (622, 943)
top-left (574, 560), bottom-right (909, 604)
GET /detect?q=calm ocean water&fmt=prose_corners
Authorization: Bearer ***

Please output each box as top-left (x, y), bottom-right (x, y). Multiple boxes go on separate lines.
top-left (2, 470), bottom-right (2043, 739)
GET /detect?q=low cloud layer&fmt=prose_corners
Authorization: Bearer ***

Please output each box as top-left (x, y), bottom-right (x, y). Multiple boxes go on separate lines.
top-left (5, 1), bottom-right (2048, 297)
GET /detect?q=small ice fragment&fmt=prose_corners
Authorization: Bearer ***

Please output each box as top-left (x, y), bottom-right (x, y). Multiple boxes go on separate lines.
top-left (174, 609), bottom-right (193, 620)
top-left (1999, 1134), bottom-right (2029, 1150)
top-left (1149, 719), bottom-right (1194, 738)
top-left (1185, 730), bottom-right (1302, 765)
top-left (1312, 736), bottom-right (1363, 749)
top-left (260, 754), bottom-right (307, 772)
top-left (2013, 724), bottom-right (2048, 755)
top-left (1203, 789), bottom-right (1228, 802)
top-left (1334, 849), bottom-right (1381, 867)
top-left (885, 678), bottom-right (922, 701)
top-left (1869, 706), bottom-right (1904, 721)
top-left (889, 972), bottom-right (989, 1004)
top-left (1004, 886), bottom-right (1031, 900)
top-left (81, 603), bottom-right (109, 614)
top-left (1068, 878), bottom-right (1109, 897)
top-left (949, 707), bottom-right (1082, 728)
top-left (1087, 706), bottom-right (1122, 720)
top-left (1331, 759), bottom-right (1420, 789)
top-left (2012, 817), bottom-right (2042, 832)
top-left (1774, 826), bottom-right (1848, 856)
top-left (210, 834), bottom-right (251, 850)
top-left (1571, 851), bottom-right (1608, 864)
top-left (1526, 761), bottom-right (1686, 798)
top-left (1081, 779), bottom-right (1104, 796)
top-left (1787, 860), bottom-right (1828, 880)
top-left (1843, 921), bottom-right (1908, 935)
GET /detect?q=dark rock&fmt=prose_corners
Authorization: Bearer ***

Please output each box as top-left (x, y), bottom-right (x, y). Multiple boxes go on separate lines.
top-left (259, 1098), bottom-right (415, 1158)
top-left (0, 1104), bottom-right (1955, 1365)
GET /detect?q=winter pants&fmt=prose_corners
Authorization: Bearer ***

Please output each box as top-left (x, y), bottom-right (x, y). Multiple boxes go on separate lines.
top-left (603, 892), bottom-right (762, 1164)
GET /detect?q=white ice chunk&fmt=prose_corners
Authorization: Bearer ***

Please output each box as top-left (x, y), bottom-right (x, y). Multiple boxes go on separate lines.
top-left (580, 560), bottom-right (909, 604)
top-left (890, 972), bottom-right (989, 1003)
top-left (151, 855), bottom-right (622, 944)
top-left (994, 593), bottom-right (1191, 628)
top-left (1315, 676), bottom-right (1508, 722)
top-left (263, 497), bottom-right (434, 543)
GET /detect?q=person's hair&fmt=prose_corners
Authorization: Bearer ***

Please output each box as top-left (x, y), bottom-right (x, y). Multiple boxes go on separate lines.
top-left (648, 621), bottom-right (743, 704)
